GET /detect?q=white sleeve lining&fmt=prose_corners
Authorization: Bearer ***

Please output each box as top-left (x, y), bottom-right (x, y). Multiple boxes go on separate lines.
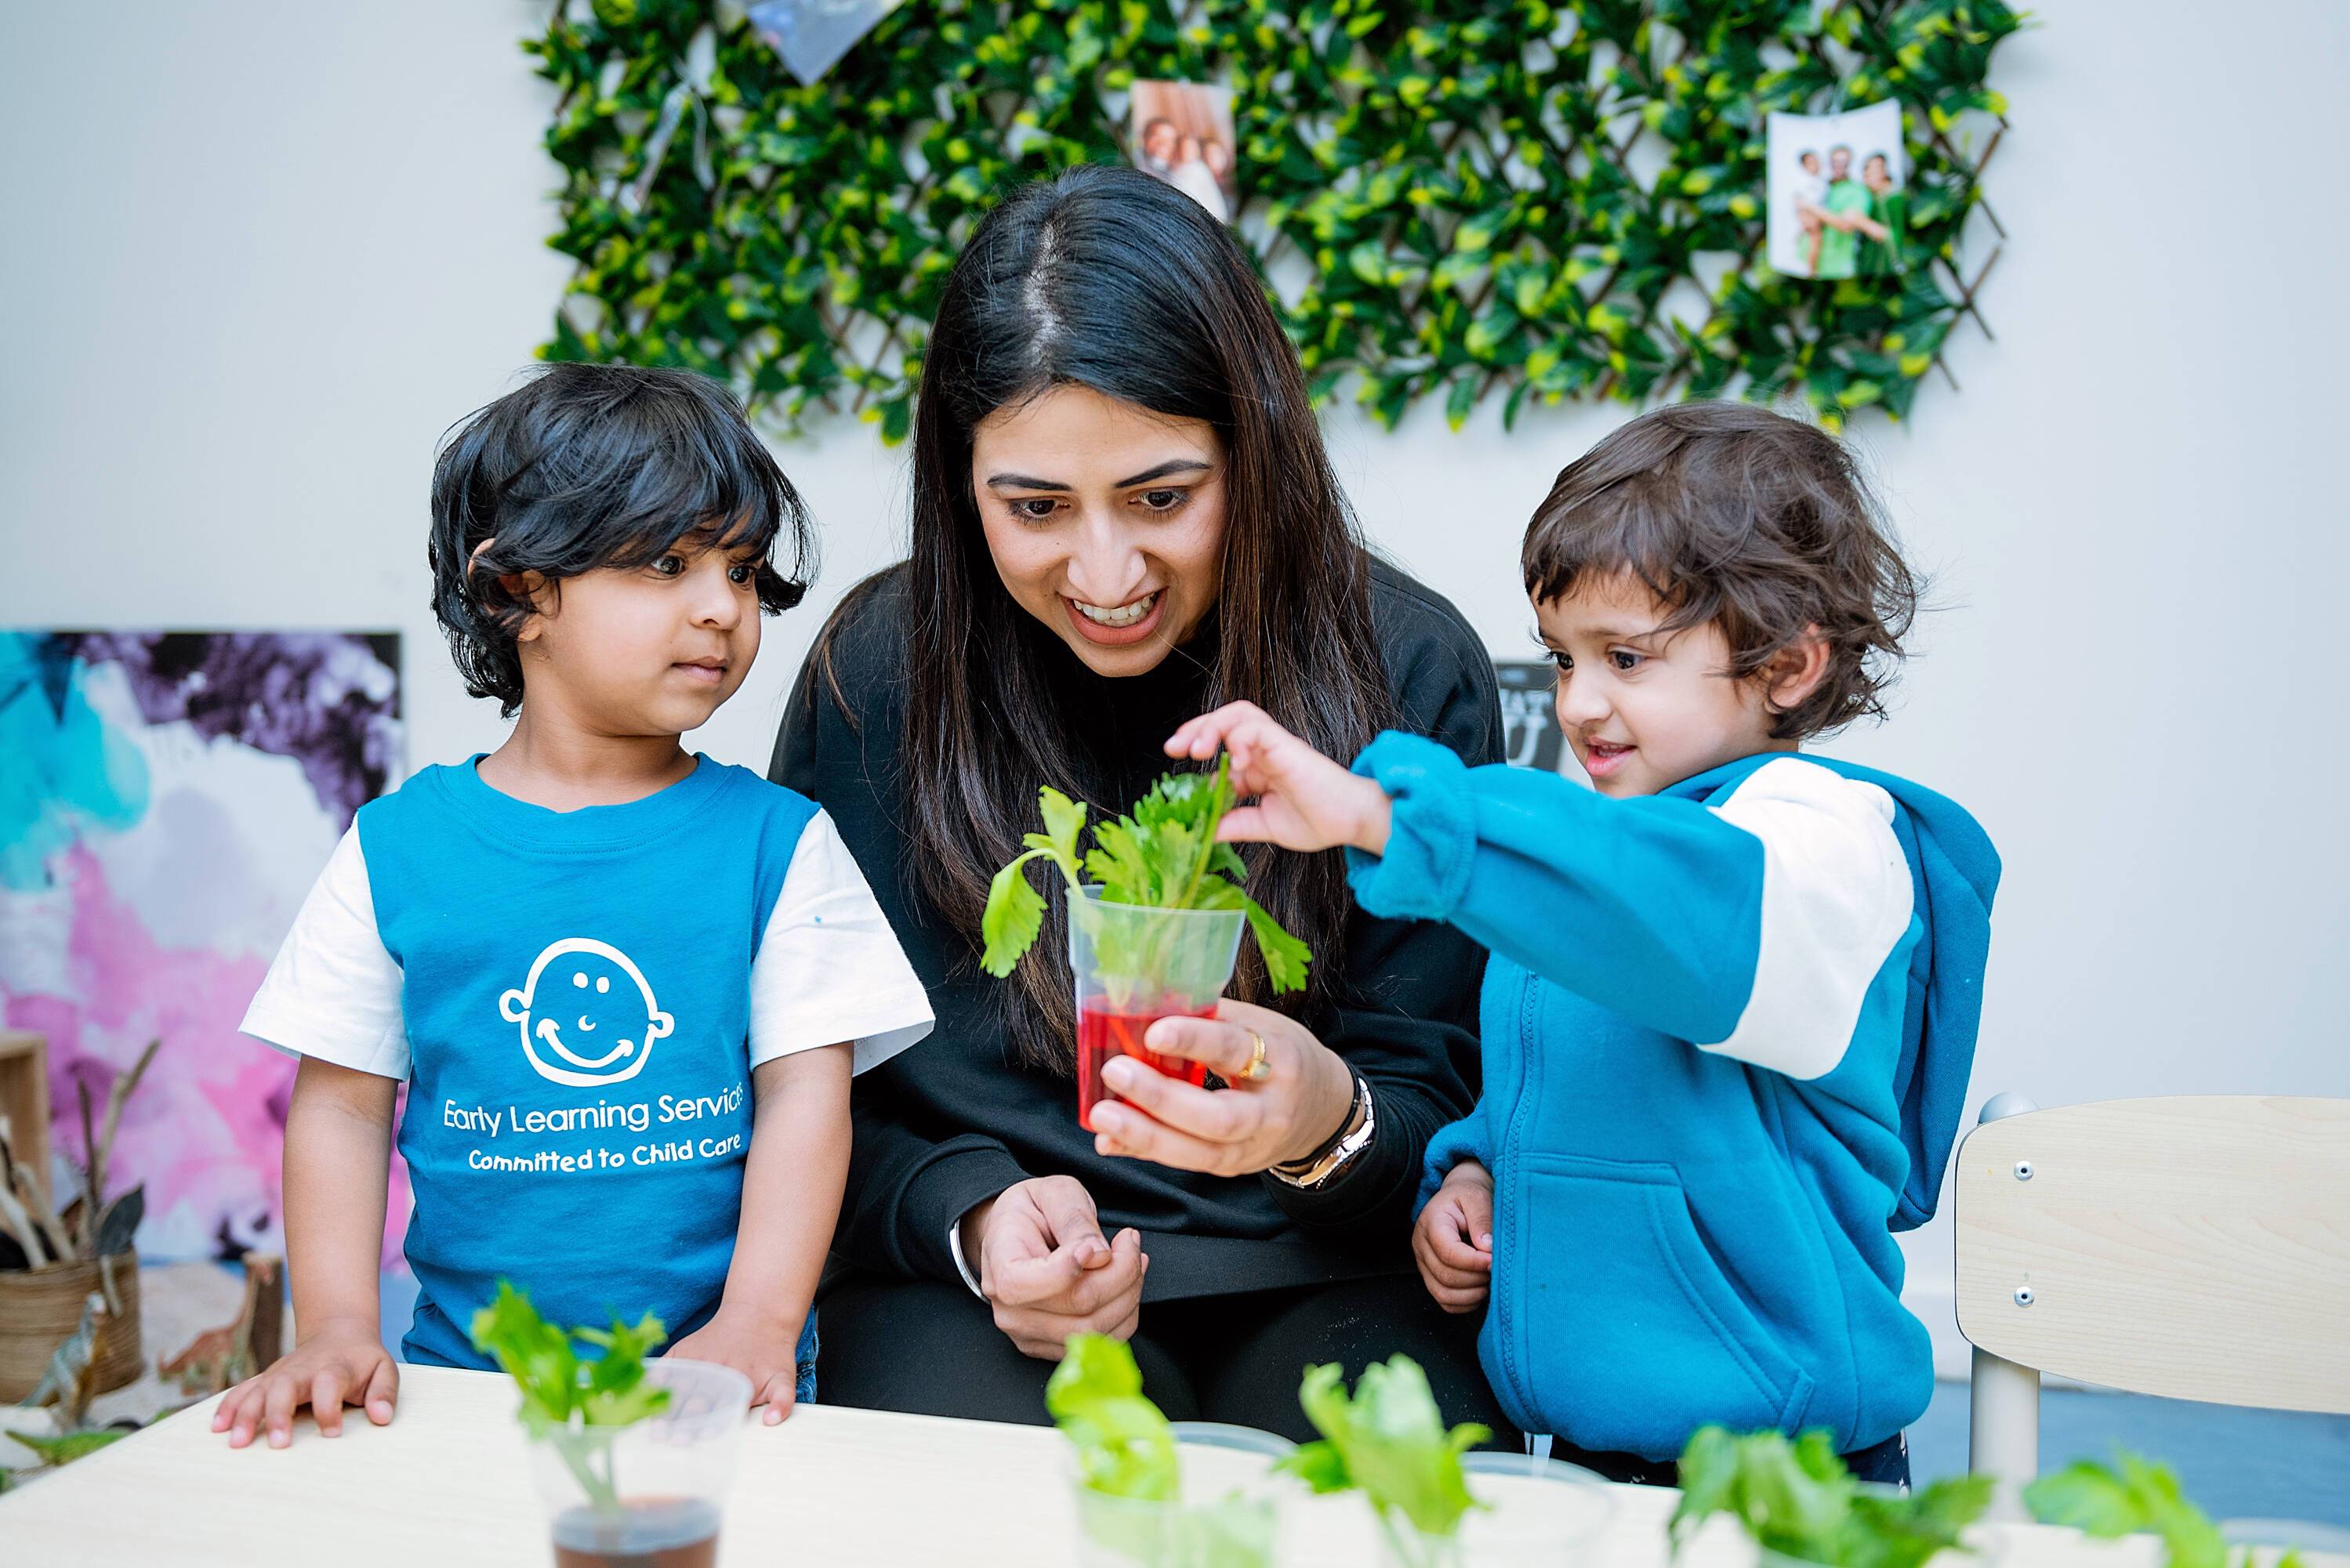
top-left (238, 826), bottom-right (412, 1080)
top-left (749, 810), bottom-right (936, 1075)
top-left (1695, 757), bottom-right (1914, 1081)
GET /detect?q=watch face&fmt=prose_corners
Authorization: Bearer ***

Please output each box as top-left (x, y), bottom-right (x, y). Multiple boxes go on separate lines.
top-left (1278, 1077), bottom-right (1373, 1188)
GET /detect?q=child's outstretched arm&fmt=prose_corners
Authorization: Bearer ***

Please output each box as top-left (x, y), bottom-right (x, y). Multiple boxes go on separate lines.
top-left (1165, 701), bottom-right (1395, 855)
top-left (215, 1057), bottom-right (398, 1448)
top-left (670, 1044), bottom-right (850, 1424)
top-left (1173, 704), bottom-right (1913, 1077)
top-left (1171, 707), bottom-right (1510, 1308)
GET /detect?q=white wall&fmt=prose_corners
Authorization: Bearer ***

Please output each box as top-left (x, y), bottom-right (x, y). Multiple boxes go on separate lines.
top-left (7, 2), bottom-right (2347, 1351)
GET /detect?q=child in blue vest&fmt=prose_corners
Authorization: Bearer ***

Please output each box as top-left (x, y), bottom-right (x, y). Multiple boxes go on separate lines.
top-left (1166, 401), bottom-right (1996, 1486)
top-left (217, 364), bottom-right (934, 1449)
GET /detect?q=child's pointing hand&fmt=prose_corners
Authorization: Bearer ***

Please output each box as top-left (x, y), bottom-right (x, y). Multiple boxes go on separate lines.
top-left (1165, 701), bottom-right (1393, 855)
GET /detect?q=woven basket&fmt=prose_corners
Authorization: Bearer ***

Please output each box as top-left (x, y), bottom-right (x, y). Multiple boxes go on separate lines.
top-left (0, 1248), bottom-right (143, 1402)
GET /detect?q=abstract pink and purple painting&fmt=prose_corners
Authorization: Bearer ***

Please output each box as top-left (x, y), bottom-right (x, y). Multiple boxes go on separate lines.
top-left (1, 631), bottom-right (411, 1269)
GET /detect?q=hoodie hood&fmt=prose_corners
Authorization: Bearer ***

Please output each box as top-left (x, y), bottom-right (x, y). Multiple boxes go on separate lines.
top-left (1669, 754), bottom-right (2000, 1229)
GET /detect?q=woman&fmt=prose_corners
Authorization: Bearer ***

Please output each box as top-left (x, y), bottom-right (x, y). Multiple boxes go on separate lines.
top-left (1859, 152), bottom-right (1906, 277)
top-left (771, 165), bottom-right (1508, 1438)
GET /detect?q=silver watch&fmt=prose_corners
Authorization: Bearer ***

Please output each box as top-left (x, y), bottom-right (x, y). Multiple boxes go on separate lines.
top-left (1270, 1073), bottom-right (1376, 1190)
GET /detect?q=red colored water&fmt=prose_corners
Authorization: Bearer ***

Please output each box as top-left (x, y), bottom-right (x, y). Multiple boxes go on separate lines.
top-left (550, 1500), bottom-right (717, 1568)
top-left (1076, 1002), bottom-right (1215, 1132)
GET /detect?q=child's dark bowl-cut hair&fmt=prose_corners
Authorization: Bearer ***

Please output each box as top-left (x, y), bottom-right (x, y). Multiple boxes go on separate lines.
top-left (428, 361), bottom-right (814, 715)
top-left (1521, 401), bottom-right (1920, 741)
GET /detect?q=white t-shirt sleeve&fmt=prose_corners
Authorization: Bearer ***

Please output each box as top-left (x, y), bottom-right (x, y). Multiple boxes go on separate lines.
top-left (1695, 757), bottom-right (1915, 1081)
top-left (239, 826), bottom-right (412, 1079)
top-left (749, 810), bottom-right (935, 1075)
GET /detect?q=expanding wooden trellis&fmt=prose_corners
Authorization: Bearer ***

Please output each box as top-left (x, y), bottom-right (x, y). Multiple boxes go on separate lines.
top-left (529, 0), bottom-right (2020, 440)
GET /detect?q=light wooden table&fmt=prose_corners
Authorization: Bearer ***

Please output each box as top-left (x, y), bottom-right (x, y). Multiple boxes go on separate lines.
top-left (1, 1364), bottom-right (2178, 1567)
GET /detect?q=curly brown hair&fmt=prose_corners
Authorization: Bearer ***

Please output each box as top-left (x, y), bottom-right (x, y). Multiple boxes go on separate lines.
top-left (1520, 401), bottom-right (1920, 741)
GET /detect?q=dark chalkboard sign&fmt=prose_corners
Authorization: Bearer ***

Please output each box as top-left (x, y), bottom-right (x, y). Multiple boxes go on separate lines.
top-left (1494, 661), bottom-right (1568, 774)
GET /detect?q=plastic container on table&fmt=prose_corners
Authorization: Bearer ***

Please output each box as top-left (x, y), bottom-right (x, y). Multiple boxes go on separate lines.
top-left (2221, 1520), bottom-right (2350, 1560)
top-left (528, 1359), bottom-right (750, 1568)
top-left (1170, 1421), bottom-right (1296, 1461)
top-left (1752, 1488), bottom-right (2005, 1568)
top-left (1370, 1451), bottom-right (1616, 1568)
top-left (1068, 886), bottom-right (1246, 1132)
top-left (1065, 1455), bottom-right (1285, 1568)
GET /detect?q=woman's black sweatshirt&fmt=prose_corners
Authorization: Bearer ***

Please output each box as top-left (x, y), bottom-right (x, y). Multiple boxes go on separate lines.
top-left (769, 558), bottom-right (1503, 1302)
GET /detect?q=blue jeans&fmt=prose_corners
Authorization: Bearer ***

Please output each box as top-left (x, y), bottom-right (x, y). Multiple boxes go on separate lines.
top-left (791, 1311), bottom-right (819, 1405)
top-left (1549, 1429), bottom-right (1911, 1490)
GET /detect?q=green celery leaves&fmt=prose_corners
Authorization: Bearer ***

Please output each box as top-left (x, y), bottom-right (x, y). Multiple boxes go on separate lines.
top-left (1046, 1332), bottom-right (1181, 1503)
top-left (978, 756), bottom-right (1312, 995)
top-left (1670, 1426), bottom-right (1990, 1568)
top-left (1277, 1356), bottom-right (1489, 1540)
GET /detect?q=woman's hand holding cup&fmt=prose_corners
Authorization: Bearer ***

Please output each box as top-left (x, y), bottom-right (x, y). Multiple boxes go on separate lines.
top-left (1087, 1000), bottom-right (1356, 1178)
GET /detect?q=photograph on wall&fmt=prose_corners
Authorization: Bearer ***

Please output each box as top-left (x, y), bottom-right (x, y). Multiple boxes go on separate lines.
top-left (1130, 80), bottom-right (1240, 224)
top-left (1766, 101), bottom-right (1907, 281)
top-left (747, 0), bottom-right (901, 87)
top-left (0, 631), bottom-right (408, 1270)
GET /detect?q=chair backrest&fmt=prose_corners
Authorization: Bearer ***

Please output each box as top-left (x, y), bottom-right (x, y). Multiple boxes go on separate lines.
top-left (1953, 1095), bottom-right (2350, 1414)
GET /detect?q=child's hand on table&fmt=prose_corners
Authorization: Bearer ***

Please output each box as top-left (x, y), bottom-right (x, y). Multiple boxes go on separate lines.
top-left (670, 1309), bottom-right (805, 1425)
top-left (1165, 701), bottom-right (1394, 855)
top-left (213, 1319), bottom-right (397, 1449)
top-left (1413, 1161), bottom-right (1494, 1314)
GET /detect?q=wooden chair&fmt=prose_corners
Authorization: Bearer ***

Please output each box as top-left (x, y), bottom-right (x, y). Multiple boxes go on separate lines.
top-left (1953, 1094), bottom-right (2350, 1517)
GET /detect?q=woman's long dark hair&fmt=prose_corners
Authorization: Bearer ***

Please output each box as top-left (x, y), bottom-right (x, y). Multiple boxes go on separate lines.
top-left (820, 164), bottom-right (1394, 1072)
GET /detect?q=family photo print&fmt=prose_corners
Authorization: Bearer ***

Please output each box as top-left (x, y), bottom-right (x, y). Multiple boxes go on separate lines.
top-left (1767, 100), bottom-right (1908, 281)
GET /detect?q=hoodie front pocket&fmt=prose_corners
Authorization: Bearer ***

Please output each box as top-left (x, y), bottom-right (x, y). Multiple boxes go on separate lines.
top-left (1507, 1153), bottom-right (1814, 1454)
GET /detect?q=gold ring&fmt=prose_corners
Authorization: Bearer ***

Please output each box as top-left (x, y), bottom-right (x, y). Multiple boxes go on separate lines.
top-left (1238, 1030), bottom-right (1271, 1082)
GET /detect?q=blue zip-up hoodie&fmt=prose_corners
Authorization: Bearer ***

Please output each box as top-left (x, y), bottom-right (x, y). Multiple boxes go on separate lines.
top-left (1347, 734), bottom-right (1998, 1461)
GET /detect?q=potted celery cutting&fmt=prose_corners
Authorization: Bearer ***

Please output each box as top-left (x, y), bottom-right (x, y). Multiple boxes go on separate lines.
top-left (1049, 1333), bottom-right (1282, 1568)
top-left (471, 1283), bottom-right (749, 1568)
top-left (1669, 1428), bottom-right (1991, 1568)
top-left (1278, 1356), bottom-right (1612, 1568)
top-left (983, 759), bottom-right (1311, 1131)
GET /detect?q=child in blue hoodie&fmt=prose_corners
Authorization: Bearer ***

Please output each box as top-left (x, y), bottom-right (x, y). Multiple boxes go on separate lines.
top-left (1166, 401), bottom-right (1996, 1487)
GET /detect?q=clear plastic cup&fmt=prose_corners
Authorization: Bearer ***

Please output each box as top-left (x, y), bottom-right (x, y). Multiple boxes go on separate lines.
top-left (1068, 886), bottom-right (1246, 1132)
top-left (1066, 1460), bottom-right (1284, 1568)
top-left (1749, 1481), bottom-right (2000, 1568)
top-left (2223, 1521), bottom-right (2350, 1559)
top-left (1758, 1530), bottom-right (1996, 1568)
top-left (1759, 1549), bottom-right (1993, 1568)
top-left (527, 1358), bottom-right (751, 1568)
top-left (1372, 1452), bottom-right (1616, 1568)
top-left (1171, 1421), bottom-right (1297, 1460)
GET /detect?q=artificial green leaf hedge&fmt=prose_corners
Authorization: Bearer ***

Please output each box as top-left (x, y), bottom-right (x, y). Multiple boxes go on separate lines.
top-left (528, 0), bottom-right (2020, 440)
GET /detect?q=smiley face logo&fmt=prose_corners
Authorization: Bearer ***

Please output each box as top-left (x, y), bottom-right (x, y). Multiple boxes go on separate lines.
top-left (499, 938), bottom-right (674, 1088)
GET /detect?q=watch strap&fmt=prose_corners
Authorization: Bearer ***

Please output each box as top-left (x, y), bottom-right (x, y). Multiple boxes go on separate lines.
top-left (1269, 1070), bottom-right (1375, 1190)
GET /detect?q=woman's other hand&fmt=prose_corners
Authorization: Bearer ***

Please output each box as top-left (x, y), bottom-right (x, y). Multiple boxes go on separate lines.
top-left (960, 1175), bottom-right (1148, 1360)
